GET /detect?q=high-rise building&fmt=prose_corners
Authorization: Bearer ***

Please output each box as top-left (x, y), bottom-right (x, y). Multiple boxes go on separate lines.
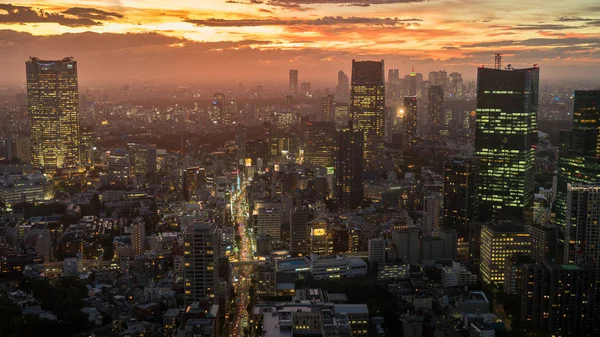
top-left (310, 219), bottom-right (332, 254)
top-left (235, 123), bottom-right (247, 162)
top-left (350, 59), bottom-right (385, 171)
top-left (183, 221), bottom-right (219, 306)
top-left (290, 206), bottom-right (310, 257)
top-left (289, 70), bottom-right (299, 94)
top-left (336, 70), bottom-right (350, 103)
top-left (368, 237), bottom-right (386, 265)
top-left (480, 221), bottom-right (531, 285)
top-left (528, 223), bottom-right (557, 264)
top-left (128, 142), bottom-right (157, 186)
top-left (335, 123), bottom-right (364, 209)
top-left (427, 86), bottom-right (444, 136)
top-left (392, 225), bottom-right (420, 265)
top-left (423, 192), bottom-right (443, 235)
top-left (212, 93), bottom-right (225, 125)
top-left (475, 65), bottom-right (539, 221)
top-left (556, 91), bottom-right (600, 230)
top-left (403, 96), bottom-right (417, 150)
top-left (407, 69), bottom-right (417, 96)
top-left (443, 157), bottom-right (477, 259)
top-left (388, 69), bottom-right (400, 82)
top-left (519, 263), bottom-right (598, 336)
top-left (183, 167), bottom-right (206, 201)
top-left (448, 72), bottom-right (464, 99)
top-left (321, 95), bottom-right (334, 121)
top-left (564, 184), bottom-right (600, 269)
top-left (300, 82), bottom-right (311, 96)
top-left (304, 121), bottom-right (336, 168)
top-left (27, 57), bottom-right (81, 172)
top-left (253, 202), bottom-right (283, 242)
top-left (131, 218), bottom-right (146, 256)
top-left (79, 125), bottom-right (93, 167)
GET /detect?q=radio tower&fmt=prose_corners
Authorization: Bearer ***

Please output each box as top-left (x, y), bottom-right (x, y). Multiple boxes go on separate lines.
top-left (494, 53), bottom-right (502, 70)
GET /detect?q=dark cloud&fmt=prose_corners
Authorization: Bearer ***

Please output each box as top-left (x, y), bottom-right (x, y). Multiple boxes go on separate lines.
top-left (463, 37), bottom-right (600, 48)
top-left (0, 4), bottom-right (123, 27)
top-left (442, 46), bottom-right (460, 50)
top-left (185, 16), bottom-right (420, 27)
top-left (511, 24), bottom-right (582, 30)
top-left (555, 16), bottom-right (595, 22)
top-left (62, 7), bottom-right (124, 21)
top-left (230, 0), bottom-right (424, 9)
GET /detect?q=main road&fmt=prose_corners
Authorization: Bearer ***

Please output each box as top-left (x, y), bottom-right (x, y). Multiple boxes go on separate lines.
top-left (230, 183), bottom-right (255, 337)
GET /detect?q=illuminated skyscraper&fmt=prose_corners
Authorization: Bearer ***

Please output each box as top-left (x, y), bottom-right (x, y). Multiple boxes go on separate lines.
top-left (304, 121), bottom-right (336, 168)
top-left (564, 184), bottom-right (600, 269)
top-left (407, 69), bottom-right (417, 96)
top-left (556, 90), bottom-right (600, 230)
top-left (480, 221), bottom-right (530, 285)
top-left (132, 217), bottom-right (146, 256)
top-left (212, 93), bottom-right (225, 124)
top-left (183, 221), bottom-right (219, 306)
top-left (475, 66), bottom-right (539, 221)
top-left (321, 95), bottom-right (334, 121)
top-left (427, 85), bottom-right (444, 136)
top-left (403, 96), bottom-right (417, 150)
top-left (26, 57), bottom-right (81, 171)
top-left (79, 125), bottom-right (93, 167)
top-left (350, 60), bottom-right (385, 171)
top-left (336, 123), bottom-right (364, 209)
top-left (289, 69), bottom-right (298, 94)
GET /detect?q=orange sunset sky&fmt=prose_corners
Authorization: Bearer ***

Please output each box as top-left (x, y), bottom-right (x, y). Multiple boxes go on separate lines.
top-left (1, 0), bottom-right (599, 86)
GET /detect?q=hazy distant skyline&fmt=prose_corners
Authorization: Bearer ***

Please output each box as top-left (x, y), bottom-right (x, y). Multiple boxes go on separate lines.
top-left (0, 1), bottom-right (599, 86)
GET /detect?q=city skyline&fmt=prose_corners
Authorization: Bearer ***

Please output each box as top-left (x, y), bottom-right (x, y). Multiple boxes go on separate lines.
top-left (0, 1), bottom-right (599, 85)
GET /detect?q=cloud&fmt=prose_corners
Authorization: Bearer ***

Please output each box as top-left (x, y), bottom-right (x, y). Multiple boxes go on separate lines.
top-left (0, 4), bottom-right (123, 27)
top-left (62, 7), bottom-right (124, 21)
top-left (555, 16), bottom-right (595, 22)
top-left (511, 24), bottom-right (582, 30)
top-left (230, 0), bottom-right (425, 9)
top-left (463, 37), bottom-right (600, 48)
top-left (185, 16), bottom-right (420, 27)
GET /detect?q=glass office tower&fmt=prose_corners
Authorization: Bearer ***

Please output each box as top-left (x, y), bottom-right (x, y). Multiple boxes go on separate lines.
top-left (475, 66), bottom-right (539, 221)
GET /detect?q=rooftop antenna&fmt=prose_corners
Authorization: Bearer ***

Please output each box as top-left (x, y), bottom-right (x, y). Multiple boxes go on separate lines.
top-left (494, 53), bottom-right (502, 70)
top-left (505, 64), bottom-right (513, 71)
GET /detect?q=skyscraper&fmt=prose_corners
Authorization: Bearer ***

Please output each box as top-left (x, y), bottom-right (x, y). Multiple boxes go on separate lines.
top-left (403, 96), bottom-right (417, 150)
top-left (427, 85), bottom-right (444, 136)
top-left (131, 218), bottom-right (146, 256)
top-left (304, 121), bottom-right (336, 168)
top-left (235, 123), bottom-right (247, 163)
top-left (350, 60), bottom-right (385, 171)
top-left (290, 206), bottom-right (310, 257)
top-left (27, 57), bottom-right (81, 171)
top-left (321, 95), bottom-right (334, 121)
top-left (443, 157), bottom-right (477, 258)
top-left (407, 69), bottom-right (417, 96)
top-left (564, 184), bottom-right (600, 269)
top-left (336, 123), bottom-right (364, 209)
top-left (480, 221), bottom-right (531, 285)
top-left (183, 221), bottom-right (219, 306)
top-left (556, 90), bottom-right (600, 230)
top-left (336, 70), bottom-right (350, 103)
top-left (423, 192), bottom-right (443, 235)
top-left (475, 65), bottom-right (539, 221)
top-left (212, 93), bottom-right (225, 125)
top-left (289, 69), bottom-right (299, 94)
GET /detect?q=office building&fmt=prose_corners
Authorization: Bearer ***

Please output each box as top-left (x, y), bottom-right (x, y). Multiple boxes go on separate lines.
top-left (441, 261), bottom-right (477, 288)
top-left (337, 70), bottom-right (350, 103)
top-left (350, 60), bottom-right (385, 170)
top-left (79, 125), bottom-right (93, 167)
top-left (335, 124), bottom-right (364, 209)
top-left (183, 167), bottom-right (206, 201)
top-left (310, 219), bottom-right (332, 254)
top-left (211, 93), bottom-right (225, 125)
top-left (304, 121), bottom-right (336, 168)
top-left (290, 206), bottom-right (310, 257)
top-left (128, 142), bottom-right (157, 185)
top-left (475, 65), bottom-right (539, 221)
top-left (480, 221), bottom-right (531, 285)
top-left (368, 237), bottom-right (386, 265)
top-left (528, 223), bottom-right (557, 264)
top-left (519, 263), bottom-right (598, 336)
top-left (392, 225), bottom-right (420, 265)
top-left (0, 172), bottom-right (54, 206)
top-left (321, 95), bottom-right (334, 121)
top-left (290, 70), bottom-right (299, 94)
top-left (27, 57), bottom-right (81, 172)
top-left (131, 218), bottom-right (146, 256)
top-left (423, 192), bottom-right (443, 235)
top-left (556, 90), bottom-right (600, 230)
top-left (403, 96), bottom-right (418, 150)
top-left (564, 184), bottom-right (600, 269)
top-left (443, 157), bottom-right (477, 258)
top-left (183, 221), bottom-right (219, 306)
top-left (253, 201), bottom-right (283, 242)
top-left (427, 85), bottom-right (444, 136)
